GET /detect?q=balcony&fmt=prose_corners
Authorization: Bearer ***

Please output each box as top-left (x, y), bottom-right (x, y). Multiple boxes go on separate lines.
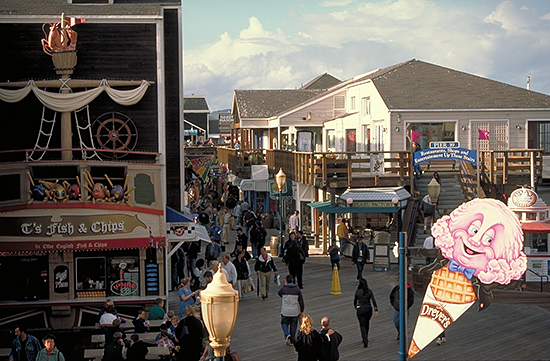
top-left (218, 147), bottom-right (412, 188)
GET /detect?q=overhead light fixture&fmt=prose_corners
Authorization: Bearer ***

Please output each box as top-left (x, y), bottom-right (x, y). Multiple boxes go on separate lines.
top-left (516, 124), bottom-right (522, 130)
top-left (461, 125), bottom-right (467, 131)
top-left (395, 126), bottom-right (400, 132)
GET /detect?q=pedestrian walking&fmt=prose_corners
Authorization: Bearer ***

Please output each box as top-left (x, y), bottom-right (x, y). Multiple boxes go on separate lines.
top-left (254, 247), bottom-right (278, 299)
top-left (36, 334), bottom-right (65, 361)
top-left (232, 250), bottom-right (250, 299)
top-left (278, 275), bottom-right (305, 346)
top-left (353, 279), bottom-right (378, 348)
top-left (9, 325), bottom-right (42, 361)
top-left (221, 207), bottom-right (231, 244)
top-left (336, 219), bottom-right (349, 256)
top-left (205, 238), bottom-right (222, 263)
top-left (351, 236), bottom-right (370, 280)
top-left (284, 240), bottom-right (306, 289)
top-left (289, 211), bottom-right (300, 232)
top-left (327, 239), bottom-right (341, 270)
top-left (294, 314), bottom-right (323, 361)
top-left (319, 317), bottom-right (342, 361)
top-left (389, 283), bottom-right (415, 340)
top-left (421, 194), bottom-right (435, 234)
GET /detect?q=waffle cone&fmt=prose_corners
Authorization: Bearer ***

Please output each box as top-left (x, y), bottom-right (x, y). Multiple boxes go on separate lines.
top-left (430, 265), bottom-right (476, 304)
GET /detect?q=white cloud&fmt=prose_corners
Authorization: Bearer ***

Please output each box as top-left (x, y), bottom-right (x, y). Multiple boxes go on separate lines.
top-left (184, 0), bottom-right (550, 110)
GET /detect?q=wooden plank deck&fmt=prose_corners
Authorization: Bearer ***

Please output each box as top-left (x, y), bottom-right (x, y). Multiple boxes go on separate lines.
top-left (168, 230), bottom-right (550, 360)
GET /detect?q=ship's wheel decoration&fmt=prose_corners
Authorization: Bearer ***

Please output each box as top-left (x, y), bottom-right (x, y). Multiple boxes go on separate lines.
top-left (93, 112), bottom-right (138, 159)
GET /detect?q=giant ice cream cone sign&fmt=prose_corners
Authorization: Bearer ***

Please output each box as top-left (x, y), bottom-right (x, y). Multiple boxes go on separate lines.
top-left (409, 198), bottom-right (527, 358)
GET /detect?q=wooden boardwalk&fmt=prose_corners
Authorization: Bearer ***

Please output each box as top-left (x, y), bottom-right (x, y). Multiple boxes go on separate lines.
top-left (168, 232), bottom-right (550, 361)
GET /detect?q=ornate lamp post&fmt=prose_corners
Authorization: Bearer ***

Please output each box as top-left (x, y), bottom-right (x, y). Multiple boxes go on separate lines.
top-left (427, 177), bottom-right (441, 221)
top-left (200, 265), bottom-right (239, 360)
top-left (427, 178), bottom-right (441, 206)
top-left (275, 168), bottom-right (286, 256)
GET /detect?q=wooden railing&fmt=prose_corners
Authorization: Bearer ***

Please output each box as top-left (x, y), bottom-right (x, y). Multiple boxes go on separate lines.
top-left (479, 149), bottom-right (544, 185)
top-left (266, 150), bottom-right (412, 188)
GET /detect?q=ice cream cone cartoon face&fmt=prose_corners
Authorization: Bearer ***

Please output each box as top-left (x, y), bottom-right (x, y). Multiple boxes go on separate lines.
top-left (432, 198), bottom-right (526, 285)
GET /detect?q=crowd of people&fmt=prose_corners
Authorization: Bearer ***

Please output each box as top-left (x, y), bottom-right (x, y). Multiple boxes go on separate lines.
top-left (8, 187), bottom-right (429, 361)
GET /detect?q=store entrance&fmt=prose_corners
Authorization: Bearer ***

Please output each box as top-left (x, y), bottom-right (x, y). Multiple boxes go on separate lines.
top-left (0, 256), bottom-right (49, 301)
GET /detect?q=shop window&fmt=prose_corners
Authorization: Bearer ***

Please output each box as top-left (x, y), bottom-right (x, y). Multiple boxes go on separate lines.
top-left (327, 130), bottom-right (336, 149)
top-left (0, 256), bottom-right (48, 301)
top-left (0, 174), bottom-right (21, 202)
top-left (107, 256), bottom-right (140, 296)
top-left (529, 233), bottom-right (548, 254)
top-left (334, 95), bottom-right (345, 109)
top-left (408, 123), bottom-right (455, 150)
top-left (346, 129), bottom-right (357, 152)
top-left (76, 257), bottom-right (106, 297)
top-left (134, 173), bottom-right (155, 205)
top-left (362, 97), bottom-right (370, 115)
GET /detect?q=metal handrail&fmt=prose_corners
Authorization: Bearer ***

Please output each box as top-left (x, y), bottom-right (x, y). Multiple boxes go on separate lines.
top-left (525, 268), bottom-right (549, 293)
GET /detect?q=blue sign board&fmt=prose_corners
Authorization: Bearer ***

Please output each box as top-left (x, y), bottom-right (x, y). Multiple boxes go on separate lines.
top-left (430, 141), bottom-right (460, 149)
top-left (414, 147), bottom-right (477, 165)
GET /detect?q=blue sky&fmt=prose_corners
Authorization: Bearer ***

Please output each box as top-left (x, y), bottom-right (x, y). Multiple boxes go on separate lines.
top-left (182, 0), bottom-right (550, 110)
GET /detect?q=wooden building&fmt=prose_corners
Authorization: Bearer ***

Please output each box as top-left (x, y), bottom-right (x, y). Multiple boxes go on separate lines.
top-left (0, 0), bottom-right (188, 329)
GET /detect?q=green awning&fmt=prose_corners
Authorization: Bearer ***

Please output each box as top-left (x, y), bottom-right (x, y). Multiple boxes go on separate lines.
top-left (307, 201), bottom-right (400, 214)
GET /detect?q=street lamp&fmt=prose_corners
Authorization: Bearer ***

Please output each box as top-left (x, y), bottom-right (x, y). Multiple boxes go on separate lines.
top-left (200, 264), bottom-right (239, 360)
top-left (275, 168), bottom-right (286, 256)
top-left (427, 178), bottom-right (441, 205)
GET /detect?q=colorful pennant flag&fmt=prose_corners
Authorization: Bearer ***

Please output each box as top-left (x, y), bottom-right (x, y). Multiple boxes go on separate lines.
top-left (478, 129), bottom-right (490, 140)
top-left (411, 130), bottom-right (424, 143)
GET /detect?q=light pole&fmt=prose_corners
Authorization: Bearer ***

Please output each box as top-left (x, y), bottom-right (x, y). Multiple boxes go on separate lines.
top-left (427, 177), bottom-right (441, 220)
top-left (275, 168), bottom-right (286, 256)
top-left (398, 231), bottom-right (407, 361)
top-left (200, 264), bottom-right (239, 361)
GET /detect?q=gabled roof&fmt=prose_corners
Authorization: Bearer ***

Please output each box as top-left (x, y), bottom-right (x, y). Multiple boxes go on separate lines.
top-left (0, 0), bottom-right (173, 16)
top-left (300, 73), bottom-right (342, 90)
top-left (184, 97), bottom-right (209, 111)
top-left (367, 59), bottom-right (550, 110)
top-left (234, 89), bottom-right (325, 119)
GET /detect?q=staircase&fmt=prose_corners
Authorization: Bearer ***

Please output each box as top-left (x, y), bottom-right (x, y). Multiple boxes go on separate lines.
top-left (411, 172), bottom-right (467, 264)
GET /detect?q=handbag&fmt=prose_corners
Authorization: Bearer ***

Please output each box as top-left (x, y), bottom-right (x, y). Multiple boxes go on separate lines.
top-left (244, 277), bottom-right (255, 294)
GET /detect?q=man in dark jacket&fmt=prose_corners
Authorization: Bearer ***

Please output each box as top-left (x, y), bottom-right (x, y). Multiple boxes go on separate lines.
top-left (9, 326), bottom-right (42, 361)
top-left (284, 241), bottom-right (306, 289)
top-left (126, 334), bottom-right (148, 361)
top-left (319, 317), bottom-right (342, 361)
top-left (389, 283), bottom-right (415, 340)
top-left (351, 236), bottom-right (370, 280)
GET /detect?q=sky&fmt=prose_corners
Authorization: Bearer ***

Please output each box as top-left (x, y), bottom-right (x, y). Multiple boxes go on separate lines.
top-left (182, 0), bottom-right (550, 111)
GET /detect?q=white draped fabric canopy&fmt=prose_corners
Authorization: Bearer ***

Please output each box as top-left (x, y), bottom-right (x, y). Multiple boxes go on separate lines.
top-left (0, 79), bottom-right (150, 112)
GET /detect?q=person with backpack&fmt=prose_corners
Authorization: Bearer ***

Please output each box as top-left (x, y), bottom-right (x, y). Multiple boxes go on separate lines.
top-left (249, 221), bottom-right (263, 259)
top-left (209, 221), bottom-right (223, 243)
top-left (242, 208), bottom-right (257, 238)
top-left (205, 238), bottom-right (222, 264)
top-left (389, 283), bottom-right (415, 340)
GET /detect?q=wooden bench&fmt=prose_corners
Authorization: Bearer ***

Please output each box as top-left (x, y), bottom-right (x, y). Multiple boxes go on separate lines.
top-left (91, 332), bottom-right (159, 347)
top-left (0, 348), bottom-right (11, 360)
top-left (426, 159), bottom-right (456, 171)
top-left (84, 346), bottom-right (169, 360)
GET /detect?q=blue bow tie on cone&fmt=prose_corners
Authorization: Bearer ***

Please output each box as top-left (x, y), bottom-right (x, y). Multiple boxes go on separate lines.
top-left (448, 259), bottom-right (476, 280)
